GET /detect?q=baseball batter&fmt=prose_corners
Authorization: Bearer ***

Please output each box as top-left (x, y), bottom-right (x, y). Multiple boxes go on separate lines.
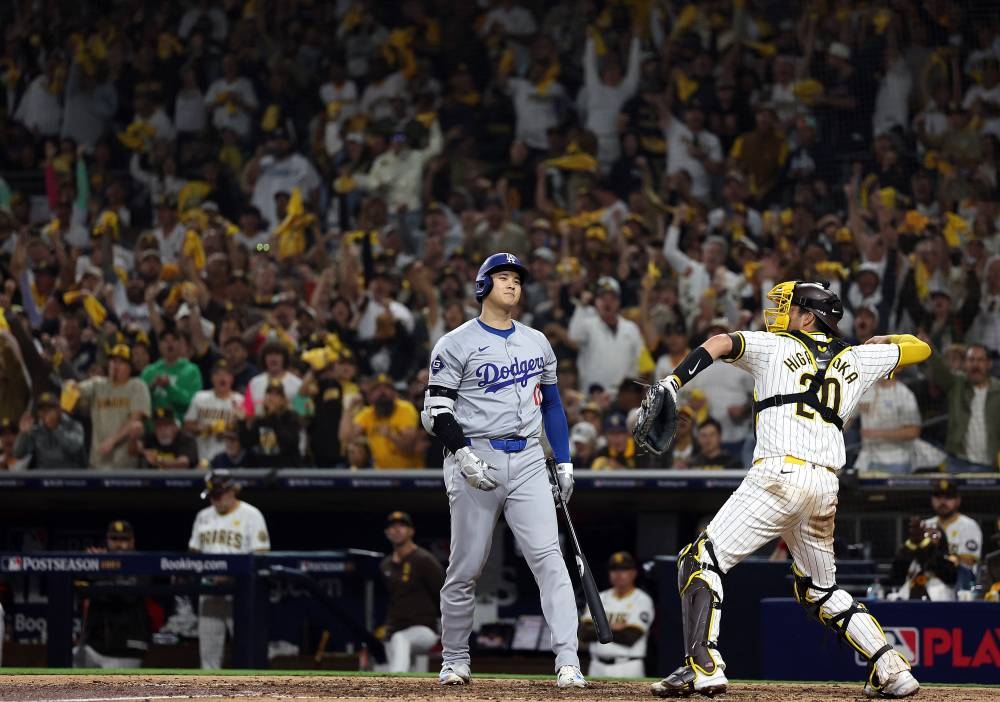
top-left (648, 281), bottom-right (929, 699)
top-left (581, 551), bottom-right (654, 678)
top-left (188, 469), bottom-right (270, 669)
top-left (421, 253), bottom-right (585, 688)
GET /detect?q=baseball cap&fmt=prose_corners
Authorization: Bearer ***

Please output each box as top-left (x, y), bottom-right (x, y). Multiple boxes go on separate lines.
top-left (828, 42), bottom-right (851, 60)
top-left (931, 479), bottom-right (958, 497)
top-left (372, 373), bottom-right (394, 388)
top-left (153, 406), bottom-right (176, 423)
top-left (608, 551), bottom-right (637, 571)
top-left (530, 218), bottom-right (552, 231)
top-left (532, 247), bottom-right (557, 263)
top-left (212, 358), bottom-right (233, 374)
top-left (107, 520), bottom-right (134, 539)
top-left (109, 344), bottom-right (131, 362)
top-left (265, 378), bottom-right (286, 396)
top-left (386, 510), bottom-right (414, 528)
top-left (201, 469), bottom-right (238, 499)
top-left (580, 401), bottom-right (601, 416)
top-left (36, 392), bottom-right (59, 410)
top-left (596, 276), bottom-right (621, 297)
top-left (570, 422), bottom-right (598, 445)
top-left (604, 412), bottom-right (628, 433)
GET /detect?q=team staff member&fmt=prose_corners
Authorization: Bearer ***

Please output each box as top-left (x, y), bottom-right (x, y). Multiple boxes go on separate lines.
top-left (13, 391), bottom-right (86, 468)
top-left (581, 552), bottom-right (654, 678)
top-left (74, 520), bottom-right (151, 668)
top-left (378, 511), bottom-right (445, 672)
top-left (646, 281), bottom-right (928, 699)
top-left (422, 253), bottom-right (586, 688)
top-left (896, 480), bottom-right (982, 595)
top-left (188, 470), bottom-right (270, 669)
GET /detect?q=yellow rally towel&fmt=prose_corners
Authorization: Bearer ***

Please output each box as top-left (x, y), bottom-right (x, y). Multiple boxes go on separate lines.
top-left (901, 210), bottom-right (930, 234)
top-left (942, 212), bottom-right (970, 249)
top-left (273, 187), bottom-right (315, 259)
top-left (0, 307), bottom-right (7, 333)
top-left (178, 181), bottom-right (212, 213)
top-left (542, 150), bottom-right (597, 174)
top-left (815, 261), bottom-right (849, 280)
top-left (60, 381), bottom-right (81, 413)
top-left (261, 104), bottom-right (281, 132)
top-left (673, 69), bottom-right (699, 103)
top-left (302, 346), bottom-right (336, 371)
top-left (534, 61), bottom-right (561, 96)
top-left (92, 210), bottom-right (120, 240)
top-left (62, 290), bottom-right (108, 326)
top-left (183, 229), bottom-right (206, 270)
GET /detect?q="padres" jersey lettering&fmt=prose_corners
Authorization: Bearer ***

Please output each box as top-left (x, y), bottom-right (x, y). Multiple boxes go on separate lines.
top-left (198, 529), bottom-right (244, 549)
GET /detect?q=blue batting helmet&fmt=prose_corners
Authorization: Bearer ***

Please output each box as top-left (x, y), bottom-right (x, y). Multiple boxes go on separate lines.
top-left (474, 252), bottom-right (529, 302)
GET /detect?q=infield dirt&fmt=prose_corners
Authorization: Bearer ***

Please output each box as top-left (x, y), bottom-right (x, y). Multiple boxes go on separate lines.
top-left (0, 675), bottom-right (994, 702)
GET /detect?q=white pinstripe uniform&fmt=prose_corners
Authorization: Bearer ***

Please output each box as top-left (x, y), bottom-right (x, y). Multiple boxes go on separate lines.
top-left (700, 330), bottom-right (911, 682)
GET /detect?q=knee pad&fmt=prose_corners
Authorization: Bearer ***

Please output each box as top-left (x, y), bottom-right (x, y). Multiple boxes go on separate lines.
top-left (677, 532), bottom-right (722, 595)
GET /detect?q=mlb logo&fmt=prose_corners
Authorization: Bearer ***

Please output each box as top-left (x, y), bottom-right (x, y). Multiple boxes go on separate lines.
top-left (855, 627), bottom-right (919, 667)
top-left (2, 556), bottom-right (23, 571)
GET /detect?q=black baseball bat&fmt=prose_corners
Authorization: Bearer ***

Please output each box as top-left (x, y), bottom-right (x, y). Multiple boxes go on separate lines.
top-left (546, 457), bottom-right (613, 644)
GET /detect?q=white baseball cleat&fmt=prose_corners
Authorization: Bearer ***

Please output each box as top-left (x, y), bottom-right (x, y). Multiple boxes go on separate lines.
top-left (651, 664), bottom-right (728, 698)
top-left (439, 663), bottom-right (471, 686)
top-left (556, 665), bottom-right (587, 688)
top-left (864, 670), bottom-right (919, 698)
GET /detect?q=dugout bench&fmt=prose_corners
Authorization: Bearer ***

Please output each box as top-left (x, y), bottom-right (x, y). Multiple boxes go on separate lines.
top-left (0, 550), bottom-right (383, 668)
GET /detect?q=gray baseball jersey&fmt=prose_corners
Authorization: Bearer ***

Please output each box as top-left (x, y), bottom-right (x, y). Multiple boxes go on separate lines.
top-left (428, 318), bottom-right (579, 674)
top-left (428, 319), bottom-right (557, 438)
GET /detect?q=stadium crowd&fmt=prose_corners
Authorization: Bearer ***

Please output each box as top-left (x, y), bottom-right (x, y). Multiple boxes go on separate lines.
top-left (0, 0), bottom-right (998, 472)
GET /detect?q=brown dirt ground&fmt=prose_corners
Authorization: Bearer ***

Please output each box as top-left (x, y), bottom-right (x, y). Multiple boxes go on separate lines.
top-left (0, 675), bottom-right (991, 702)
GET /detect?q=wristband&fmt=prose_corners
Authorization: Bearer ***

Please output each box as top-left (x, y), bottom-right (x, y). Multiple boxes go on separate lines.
top-left (672, 346), bottom-right (713, 387)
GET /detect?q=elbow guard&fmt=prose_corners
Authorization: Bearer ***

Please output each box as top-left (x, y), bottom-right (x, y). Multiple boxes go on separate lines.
top-left (421, 387), bottom-right (457, 436)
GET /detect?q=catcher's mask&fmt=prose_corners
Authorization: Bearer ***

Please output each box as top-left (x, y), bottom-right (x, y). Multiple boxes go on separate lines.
top-left (763, 280), bottom-right (844, 336)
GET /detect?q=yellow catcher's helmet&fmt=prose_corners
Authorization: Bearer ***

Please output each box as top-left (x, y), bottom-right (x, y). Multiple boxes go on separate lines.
top-left (764, 281), bottom-right (844, 336)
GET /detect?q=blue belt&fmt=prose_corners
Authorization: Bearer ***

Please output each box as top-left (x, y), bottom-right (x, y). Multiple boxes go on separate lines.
top-left (466, 437), bottom-right (528, 453)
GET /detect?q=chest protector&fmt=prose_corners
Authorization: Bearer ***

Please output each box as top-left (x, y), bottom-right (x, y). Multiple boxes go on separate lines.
top-left (752, 330), bottom-right (850, 430)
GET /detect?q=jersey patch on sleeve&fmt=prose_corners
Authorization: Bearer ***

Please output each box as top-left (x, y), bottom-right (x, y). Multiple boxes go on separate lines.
top-left (640, 611), bottom-right (652, 624)
top-left (431, 355), bottom-right (445, 374)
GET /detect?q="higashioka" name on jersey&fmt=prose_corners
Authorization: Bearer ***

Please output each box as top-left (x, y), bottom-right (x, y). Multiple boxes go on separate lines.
top-left (476, 356), bottom-right (545, 393)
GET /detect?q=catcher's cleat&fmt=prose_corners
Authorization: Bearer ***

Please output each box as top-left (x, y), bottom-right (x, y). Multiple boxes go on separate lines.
top-left (556, 665), bottom-right (587, 688)
top-left (439, 663), bottom-right (471, 685)
top-left (864, 670), bottom-right (919, 699)
top-left (651, 664), bottom-right (728, 698)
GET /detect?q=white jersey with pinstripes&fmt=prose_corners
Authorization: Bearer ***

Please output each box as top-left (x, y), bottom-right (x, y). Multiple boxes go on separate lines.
top-left (727, 331), bottom-right (902, 469)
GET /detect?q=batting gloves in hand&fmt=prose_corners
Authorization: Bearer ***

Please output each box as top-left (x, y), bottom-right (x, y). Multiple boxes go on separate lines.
top-left (455, 446), bottom-right (499, 491)
top-left (553, 462), bottom-right (574, 504)
top-left (660, 374), bottom-right (681, 403)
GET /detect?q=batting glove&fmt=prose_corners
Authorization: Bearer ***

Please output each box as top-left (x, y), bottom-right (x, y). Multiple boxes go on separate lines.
top-left (554, 462), bottom-right (574, 505)
top-left (659, 374), bottom-right (681, 404)
top-left (454, 446), bottom-right (499, 491)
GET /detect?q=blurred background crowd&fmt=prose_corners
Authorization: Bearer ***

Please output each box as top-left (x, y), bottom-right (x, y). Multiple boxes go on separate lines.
top-left (0, 0), bottom-right (998, 473)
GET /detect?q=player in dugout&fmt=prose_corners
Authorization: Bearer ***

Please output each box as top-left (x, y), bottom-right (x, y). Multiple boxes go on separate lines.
top-left (580, 551), bottom-right (654, 679)
top-left (377, 511), bottom-right (445, 672)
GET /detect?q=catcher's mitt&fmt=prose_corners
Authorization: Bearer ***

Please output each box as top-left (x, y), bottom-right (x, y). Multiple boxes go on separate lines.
top-left (632, 377), bottom-right (680, 455)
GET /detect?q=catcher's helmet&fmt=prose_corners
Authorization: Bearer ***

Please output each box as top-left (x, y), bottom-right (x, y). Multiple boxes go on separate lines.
top-left (765, 280), bottom-right (844, 336)
top-left (474, 252), bottom-right (529, 302)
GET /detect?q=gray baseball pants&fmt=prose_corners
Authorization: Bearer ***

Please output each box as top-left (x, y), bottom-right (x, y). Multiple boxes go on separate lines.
top-left (440, 438), bottom-right (580, 672)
